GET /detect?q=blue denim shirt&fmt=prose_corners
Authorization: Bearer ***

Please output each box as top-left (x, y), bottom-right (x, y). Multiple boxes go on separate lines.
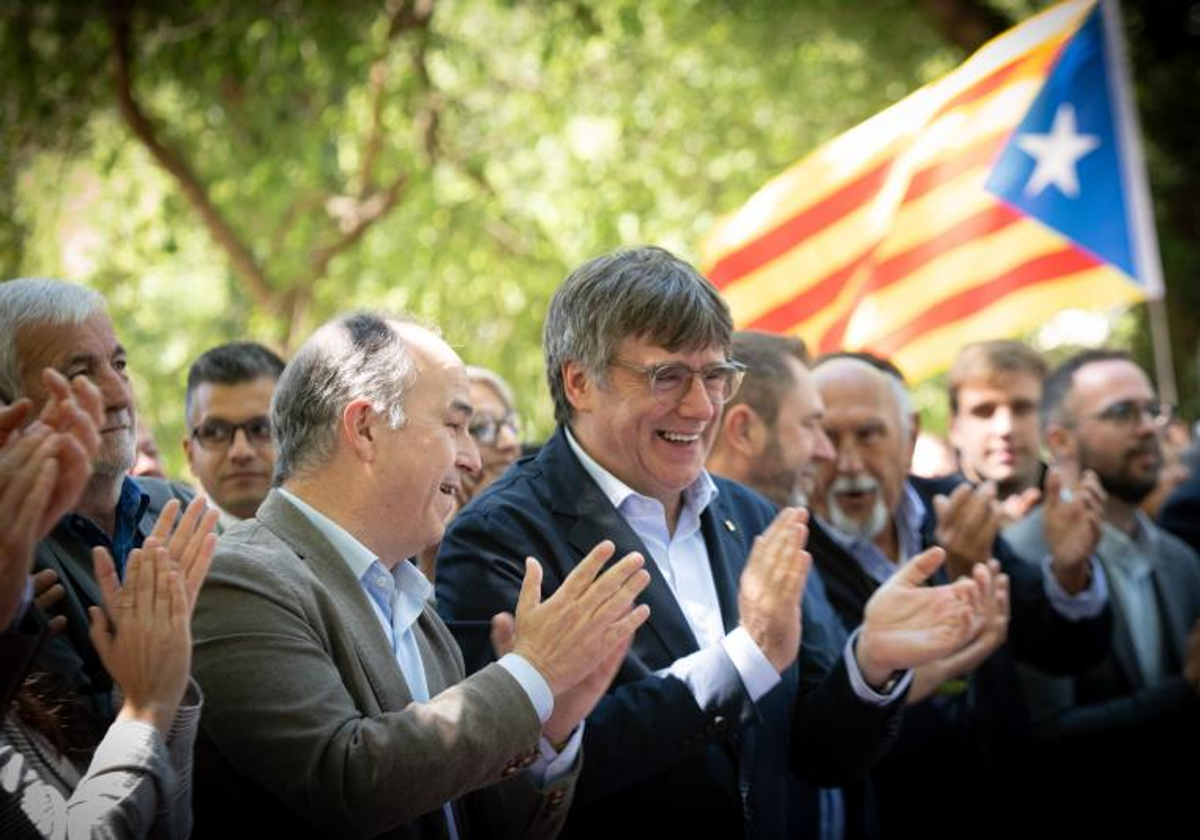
top-left (60, 476), bottom-right (150, 579)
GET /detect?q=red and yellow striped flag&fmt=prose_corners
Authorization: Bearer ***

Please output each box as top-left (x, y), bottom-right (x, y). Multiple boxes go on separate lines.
top-left (700, 1), bottom-right (1150, 381)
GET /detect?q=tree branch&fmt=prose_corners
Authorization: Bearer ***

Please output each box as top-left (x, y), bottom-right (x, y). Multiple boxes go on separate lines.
top-left (107, 0), bottom-right (279, 315)
top-left (359, 0), bottom-right (436, 194)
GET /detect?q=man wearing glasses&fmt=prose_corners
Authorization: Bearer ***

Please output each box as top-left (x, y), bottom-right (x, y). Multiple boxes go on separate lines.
top-left (1003, 349), bottom-right (1200, 830)
top-left (183, 341), bottom-right (284, 532)
top-left (437, 246), bottom-right (1001, 839)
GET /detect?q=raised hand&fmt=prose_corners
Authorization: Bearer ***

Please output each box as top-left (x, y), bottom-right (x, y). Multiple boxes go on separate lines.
top-left (88, 542), bottom-right (193, 735)
top-left (934, 482), bottom-right (1002, 580)
top-left (31, 371), bottom-right (104, 536)
top-left (1043, 467), bottom-right (1104, 593)
top-left (511, 540), bottom-right (651, 696)
top-left (146, 496), bottom-right (219, 608)
top-left (493, 609), bottom-right (634, 747)
top-left (998, 486), bottom-right (1042, 527)
top-left (856, 547), bottom-right (989, 687)
top-left (737, 507), bottom-right (812, 673)
top-left (907, 559), bottom-right (1010, 703)
top-left (0, 422), bottom-right (69, 625)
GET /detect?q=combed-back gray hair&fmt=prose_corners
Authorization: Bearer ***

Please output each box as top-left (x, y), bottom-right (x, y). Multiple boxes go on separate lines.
top-left (272, 312), bottom-right (420, 483)
top-left (0, 278), bottom-right (106, 402)
top-left (543, 246), bottom-right (733, 425)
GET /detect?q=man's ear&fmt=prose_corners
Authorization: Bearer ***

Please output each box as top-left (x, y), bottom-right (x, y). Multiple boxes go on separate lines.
top-left (1044, 422), bottom-right (1076, 465)
top-left (341, 398), bottom-right (378, 462)
top-left (722, 404), bottom-right (765, 458)
top-left (562, 360), bottom-right (595, 414)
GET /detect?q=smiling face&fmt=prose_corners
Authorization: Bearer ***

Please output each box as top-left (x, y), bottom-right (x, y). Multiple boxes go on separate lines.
top-left (183, 377), bottom-right (278, 519)
top-left (372, 325), bottom-right (481, 559)
top-left (811, 361), bottom-right (909, 541)
top-left (950, 371), bottom-right (1043, 496)
top-left (16, 311), bottom-right (135, 478)
top-left (566, 336), bottom-right (725, 516)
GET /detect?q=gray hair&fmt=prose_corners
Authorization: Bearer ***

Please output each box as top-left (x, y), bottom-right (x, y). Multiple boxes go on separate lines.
top-left (466, 365), bottom-right (516, 412)
top-left (543, 246), bottom-right (733, 425)
top-left (272, 312), bottom-right (420, 483)
top-left (0, 278), bottom-right (106, 401)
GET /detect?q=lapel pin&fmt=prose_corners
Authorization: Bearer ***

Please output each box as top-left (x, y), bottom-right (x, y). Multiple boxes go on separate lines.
top-left (723, 519), bottom-right (737, 533)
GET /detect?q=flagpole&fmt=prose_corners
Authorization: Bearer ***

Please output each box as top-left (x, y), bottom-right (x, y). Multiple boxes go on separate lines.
top-left (1101, 0), bottom-right (1177, 404)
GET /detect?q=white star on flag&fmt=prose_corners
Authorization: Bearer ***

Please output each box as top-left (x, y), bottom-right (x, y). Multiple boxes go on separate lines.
top-left (1015, 103), bottom-right (1100, 198)
top-left (1012, 102), bottom-right (1099, 198)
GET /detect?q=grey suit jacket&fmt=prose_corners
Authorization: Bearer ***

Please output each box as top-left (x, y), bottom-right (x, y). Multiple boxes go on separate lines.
top-left (1003, 506), bottom-right (1200, 736)
top-left (191, 490), bottom-right (575, 840)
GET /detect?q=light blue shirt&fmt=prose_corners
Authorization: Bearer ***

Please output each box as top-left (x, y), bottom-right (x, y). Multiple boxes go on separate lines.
top-left (277, 490), bottom-right (581, 795)
top-left (1096, 512), bottom-right (1165, 686)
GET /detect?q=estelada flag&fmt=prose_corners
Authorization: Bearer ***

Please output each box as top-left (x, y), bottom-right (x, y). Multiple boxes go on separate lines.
top-left (700, 0), bottom-right (1163, 381)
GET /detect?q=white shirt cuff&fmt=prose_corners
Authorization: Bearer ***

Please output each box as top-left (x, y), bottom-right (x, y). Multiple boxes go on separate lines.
top-left (1041, 554), bottom-right (1108, 621)
top-left (721, 625), bottom-right (782, 703)
top-left (498, 652), bottom-right (553, 723)
top-left (844, 627), bottom-right (912, 705)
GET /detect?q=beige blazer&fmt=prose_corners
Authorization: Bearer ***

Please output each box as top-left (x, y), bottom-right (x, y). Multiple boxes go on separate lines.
top-left (190, 489), bottom-right (575, 839)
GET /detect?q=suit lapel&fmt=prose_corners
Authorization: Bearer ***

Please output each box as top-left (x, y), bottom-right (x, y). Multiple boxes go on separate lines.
top-left (701, 495), bottom-right (744, 635)
top-left (257, 491), bottom-right (415, 711)
top-left (1095, 526), bottom-right (1144, 687)
top-left (544, 429), bottom-right (702, 664)
top-left (41, 528), bottom-right (104, 610)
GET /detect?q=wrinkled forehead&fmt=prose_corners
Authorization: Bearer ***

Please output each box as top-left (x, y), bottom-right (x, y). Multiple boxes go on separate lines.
top-left (815, 359), bottom-right (897, 417)
top-left (16, 312), bottom-right (121, 382)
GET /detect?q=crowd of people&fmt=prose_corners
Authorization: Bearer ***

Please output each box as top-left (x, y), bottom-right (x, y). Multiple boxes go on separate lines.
top-left (1, 246), bottom-right (1197, 838)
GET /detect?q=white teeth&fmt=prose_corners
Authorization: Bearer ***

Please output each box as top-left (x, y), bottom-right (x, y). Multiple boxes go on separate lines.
top-left (660, 432), bottom-right (699, 443)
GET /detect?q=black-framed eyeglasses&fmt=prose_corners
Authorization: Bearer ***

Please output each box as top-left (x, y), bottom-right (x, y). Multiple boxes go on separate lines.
top-left (469, 411), bottom-right (521, 446)
top-left (191, 416), bottom-right (274, 450)
top-left (610, 358), bottom-right (748, 406)
top-left (1089, 399), bottom-right (1174, 428)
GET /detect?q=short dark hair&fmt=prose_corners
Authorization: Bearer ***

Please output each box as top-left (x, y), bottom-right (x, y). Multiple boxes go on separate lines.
top-left (185, 341), bottom-right (286, 422)
top-left (1041, 348), bottom-right (1136, 428)
top-left (543, 246), bottom-right (733, 426)
top-left (948, 340), bottom-right (1047, 413)
top-left (727, 331), bottom-right (809, 426)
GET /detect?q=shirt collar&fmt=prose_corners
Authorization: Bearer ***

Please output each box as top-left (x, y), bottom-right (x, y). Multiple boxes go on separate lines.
top-left (564, 425), bottom-right (718, 518)
top-left (277, 488), bottom-right (433, 603)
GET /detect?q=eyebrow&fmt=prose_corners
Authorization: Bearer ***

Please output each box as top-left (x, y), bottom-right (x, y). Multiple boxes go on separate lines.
top-left (450, 398), bottom-right (473, 418)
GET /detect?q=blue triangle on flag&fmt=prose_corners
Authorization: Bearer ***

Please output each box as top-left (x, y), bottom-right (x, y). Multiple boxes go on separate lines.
top-left (985, 6), bottom-right (1138, 283)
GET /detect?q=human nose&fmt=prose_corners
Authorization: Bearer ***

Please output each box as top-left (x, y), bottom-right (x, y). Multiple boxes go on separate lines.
top-left (227, 427), bottom-right (256, 461)
top-left (835, 438), bottom-right (863, 474)
top-left (676, 371), bottom-right (716, 419)
top-left (494, 419), bottom-right (520, 456)
top-left (813, 427), bottom-right (836, 465)
top-left (991, 406), bottom-right (1014, 435)
top-left (458, 428), bottom-right (483, 474)
top-left (94, 365), bottom-right (131, 414)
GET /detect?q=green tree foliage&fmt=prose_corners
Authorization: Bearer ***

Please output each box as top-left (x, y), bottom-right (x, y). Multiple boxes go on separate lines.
top-left (1, 0), bottom-right (1193, 478)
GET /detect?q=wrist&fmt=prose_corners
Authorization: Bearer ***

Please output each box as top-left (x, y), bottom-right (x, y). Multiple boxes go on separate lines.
top-left (118, 699), bottom-right (177, 736)
top-left (854, 629), bottom-right (892, 687)
top-left (1051, 556), bottom-right (1092, 594)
